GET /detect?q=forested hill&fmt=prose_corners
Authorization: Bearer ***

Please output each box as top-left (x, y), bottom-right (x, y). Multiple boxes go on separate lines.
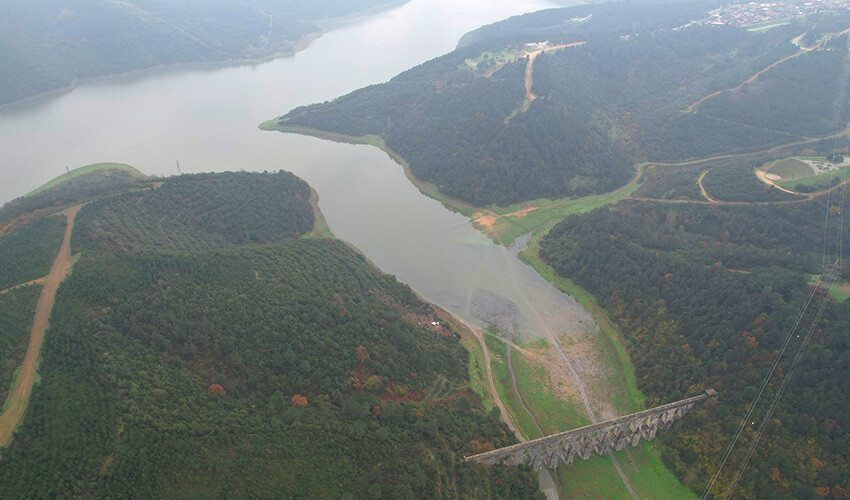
top-left (0, 171), bottom-right (540, 498)
top-left (539, 198), bottom-right (850, 498)
top-left (73, 171), bottom-right (316, 253)
top-left (0, 0), bottom-right (402, 105)
top-left (275, 1), bottom-right (850, 206)
top-left (0, 163), bottom-right (146, 227)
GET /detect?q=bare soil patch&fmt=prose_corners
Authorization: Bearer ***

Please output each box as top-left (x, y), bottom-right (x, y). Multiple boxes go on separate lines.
top-left (756, 169), bottom-right (804, 195)
top-left (0, 204), bottom-right (83, 447)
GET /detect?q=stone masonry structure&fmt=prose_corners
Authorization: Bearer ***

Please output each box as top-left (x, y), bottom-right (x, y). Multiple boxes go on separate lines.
top-left (467, 389), bottom-right (717, 471)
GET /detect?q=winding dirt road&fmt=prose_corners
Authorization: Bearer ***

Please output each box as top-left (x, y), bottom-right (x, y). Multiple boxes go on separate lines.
top-left (633, 172), bottom-right (850, 206)
top-left (0, 204), bottom-right (82, 448)
top-left (754, 168), bottom-right (802, 195)
top-left (686, 27), bottom-right (850, 113)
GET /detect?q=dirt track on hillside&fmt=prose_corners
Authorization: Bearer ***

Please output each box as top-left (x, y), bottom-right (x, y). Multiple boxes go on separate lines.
top-left (686, 26), bottom-right (850, 113)
top-left (0, 204), bottom-right (82, 448)
top-left (0, 278), bottom-right (46, 296)
top-left (520, 43), bottom-right (585, 113)
top-left (453, 313), bottom-right (526, 441)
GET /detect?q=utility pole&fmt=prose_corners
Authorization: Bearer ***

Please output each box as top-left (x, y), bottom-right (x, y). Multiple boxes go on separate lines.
top-left (176, 160), bottom-right (182, 175)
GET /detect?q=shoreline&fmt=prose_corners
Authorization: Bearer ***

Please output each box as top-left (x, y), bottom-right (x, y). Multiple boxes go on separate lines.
top-left (260, 122), bottom-right (481, 217)
top-left (0, 47), bottom-right (307, 113)
top-left (0, 1), bottom-right (409, 111)
top-left (263, 119), bottom-right (647, 421)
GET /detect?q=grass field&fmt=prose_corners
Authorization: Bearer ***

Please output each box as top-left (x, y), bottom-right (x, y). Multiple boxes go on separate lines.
top-left (764, 158), bottom-right (813, 181)
top-left (24, 163), bottom-right (145, 198)
top-left (809, 274), bottom-right (850, 302)
top-left (509, 340), bottom-right (590, 432)
top-left (512, 224), bottom-right (696, 497)
top-left (452, 317), bottom-right (496, 411)
top-left (303, 187), bottom-right (335, 239)
top-left (483, 323), bottom-right (693, 498)
top-left (782, 163), bottom-right (850, 190)
top-left (768, 156), bottom-right (850, 190)
top-left (520, 233), bottom-right (645, 412)
top-left (473, 165), bottom-right (643, 246)
top-left (830, 286), bottom-right (850, 302)
top-left (558, 444), bottom-right (695, 499)
top-left (484, 332), bottom-right (544, 439)
top-left (747, 20), bottom-right (791, 32)
top-left (464, 47), bottom-right (526, 72)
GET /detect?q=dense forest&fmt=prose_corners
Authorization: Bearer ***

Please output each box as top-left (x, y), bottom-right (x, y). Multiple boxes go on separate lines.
top-left (0, 0), bottom-right (402, 105)
top-left (539, 198), bottom-right (850, 498)
top-left (698, 42), bottom-right (850, 138)
top-left (0, 166), bottom-right (145, 227)
top-left (700, 158), bottom-right (805, 203)
top-left (0, 172), bottom-right (539, 498)
top-left (276, 1), bottom-right (850, 206)
top-left (0, 285), bottom-right (40, 406)
top-left (73, 171), bottom-right (315, 253)
top-left (0, 214), bottom-right (65, 290)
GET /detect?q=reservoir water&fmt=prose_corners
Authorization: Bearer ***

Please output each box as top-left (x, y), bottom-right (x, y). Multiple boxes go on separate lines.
top-left (0, 0), bottom-right (610, 414)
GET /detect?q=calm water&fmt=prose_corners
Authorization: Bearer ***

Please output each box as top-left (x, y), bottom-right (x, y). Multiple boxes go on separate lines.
top-left (0, 0), bottom-right (599, 379)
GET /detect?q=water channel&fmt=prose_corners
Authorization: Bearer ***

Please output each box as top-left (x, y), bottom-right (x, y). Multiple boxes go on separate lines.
top-left (0, 0), bottom-right (611, 433)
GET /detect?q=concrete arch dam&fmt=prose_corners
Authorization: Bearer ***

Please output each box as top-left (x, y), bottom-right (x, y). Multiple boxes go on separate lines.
top-left (467, 389), bottom-right (717, 471)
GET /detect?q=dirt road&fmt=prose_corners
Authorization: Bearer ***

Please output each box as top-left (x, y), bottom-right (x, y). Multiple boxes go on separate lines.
top-left (697, 171), bottom-right (718, 202)
top-left (0, 278), bottom-right (46, 295)
top-left (0, 204), bottom-right (82, 448)
top-left (686, 49), bottom-right (808, 113)
top-left (634, 172), bottom-right (850, 207)
top-left (452, 316), bottom-right (560, 500)
top-left (686, 26), bottom-right (850, 113)
top-left (520, 42), bottom-right (584, 113)
top-left (465, 318), bottom-right (527, 441)
top-left (755, 168), bottom-right (801, 195)
top-left (522, 50), bottom-right (541, 112)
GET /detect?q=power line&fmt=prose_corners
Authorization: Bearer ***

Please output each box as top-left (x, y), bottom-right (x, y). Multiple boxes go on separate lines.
top-left (703, 26), bottom-right (850, 499)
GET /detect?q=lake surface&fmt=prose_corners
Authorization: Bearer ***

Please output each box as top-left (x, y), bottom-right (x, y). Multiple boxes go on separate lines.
top-left (0, 0), bottom-right (600, 382)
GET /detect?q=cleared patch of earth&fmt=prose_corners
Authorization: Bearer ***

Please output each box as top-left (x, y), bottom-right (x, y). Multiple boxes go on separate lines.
top-left (0, 204), bottom-right (83, 447)
top-left (756, 168), bottom-right (809, 195)
top-left (473, 205), bottom-right (540, 232)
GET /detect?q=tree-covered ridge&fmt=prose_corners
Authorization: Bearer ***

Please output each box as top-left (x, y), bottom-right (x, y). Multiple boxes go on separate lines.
top-left (0, 240), bottom-right (538, 499)
top-left (276, 2), bottom-right (850, 206)
top-left (0, 0), bottom-right (403, 105)
top-left (539, 200), bottom-right (850, 498)
top-left (74, 171), bottom-right (315, 253)
top-left (0, 171), bottom-right (538, 498)
top-left (0, 285), bottom-right (40, 406)
top-left (0, 166), bottom-right (145, 227)
top-left (698, 41), bottom-right (850, 139)
top-left (0, 214), bottom-right (65, 290)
